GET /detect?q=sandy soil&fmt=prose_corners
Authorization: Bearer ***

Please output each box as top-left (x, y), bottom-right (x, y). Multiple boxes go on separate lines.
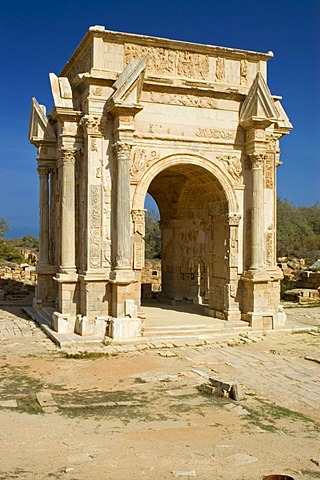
top-left (0, 306), bottom-right (320, 480)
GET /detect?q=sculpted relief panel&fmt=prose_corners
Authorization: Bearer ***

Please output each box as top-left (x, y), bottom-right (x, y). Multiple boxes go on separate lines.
top-left (125, 44), bottom-right (209, 80)
top-left (130, 147), bottom-right (160, 181)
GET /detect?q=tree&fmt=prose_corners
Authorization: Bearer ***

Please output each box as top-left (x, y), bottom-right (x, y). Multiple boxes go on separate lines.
top-left (277, 198), bottom-right (320, 259)
top-left (145, 210), bottom-right (161, 259)
top-left (0, 217), bottom-right (22, 264)
top-left (0, 217), bottom-right (9, 240)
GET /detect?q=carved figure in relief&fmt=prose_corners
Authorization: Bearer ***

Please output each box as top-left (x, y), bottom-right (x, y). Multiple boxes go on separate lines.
top-left (130, 148), bottom-right (159, 178)
top-left (240, 59), bottom-right (248, 85)
top-left (91, 138), bottom-right (98, 151)
top-left (218, 155), bottom-right (243, 183)
top-left (215, 57), bottom-right (225, 82)
top-left (124, 44), bottom-right (209, 80)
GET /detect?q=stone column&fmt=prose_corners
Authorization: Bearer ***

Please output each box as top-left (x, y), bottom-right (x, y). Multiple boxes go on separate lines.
top-left (113, 141), bottom-right (132, 271)
top-left (37, 166), bottom-right (50, 265)
top-left (60, 148), bottom-right (77, 273)
top-left (249, 153), bottom-right (265, 270)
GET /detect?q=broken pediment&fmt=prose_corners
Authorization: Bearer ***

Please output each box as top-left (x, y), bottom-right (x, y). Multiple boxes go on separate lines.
top-left (107, 57), bottom-right (147, 108)
top-left (28, 97), bottom-right (56, 146)
top-left (274, 99), bottom-right (293, 132)
top-left (49, 73), bottom-right (73, 109)
top-left (239, 72), bottom-right (280, 128)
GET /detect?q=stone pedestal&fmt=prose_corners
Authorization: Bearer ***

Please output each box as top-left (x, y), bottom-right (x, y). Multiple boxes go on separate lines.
top-left (52, 311), bottom-right (76, 333)
top-left (241, 268), bottom-right (285, 329)
top-left (108, 317), bottom-right (142, 340)
top-left (74, 315), bottom-right (107, 336)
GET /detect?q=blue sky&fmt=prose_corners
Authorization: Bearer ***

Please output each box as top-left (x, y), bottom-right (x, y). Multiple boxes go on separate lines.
top-left (0, 0), bottom-right (319, 237)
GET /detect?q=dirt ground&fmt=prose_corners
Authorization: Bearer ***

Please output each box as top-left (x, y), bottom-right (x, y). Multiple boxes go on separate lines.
top-left (0, 305), bottom-right (320, 480)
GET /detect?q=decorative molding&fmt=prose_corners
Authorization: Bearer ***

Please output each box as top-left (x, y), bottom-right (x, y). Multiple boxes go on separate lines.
top-left (265, 154), bottom-right (274, 189)
top-left (89, 185), bottom-right (102, 268)
top-left (266, 230), bottom-right (273, 266)
top-left (133, 242), bottom-right (144, 270)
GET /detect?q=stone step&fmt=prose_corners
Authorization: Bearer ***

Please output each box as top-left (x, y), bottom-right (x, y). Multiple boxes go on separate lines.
top-left (143, 322), bottom-right (251, 338)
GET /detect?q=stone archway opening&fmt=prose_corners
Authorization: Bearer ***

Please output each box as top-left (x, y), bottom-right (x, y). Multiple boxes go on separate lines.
top-left (141, 163), bottom-right (230, 323)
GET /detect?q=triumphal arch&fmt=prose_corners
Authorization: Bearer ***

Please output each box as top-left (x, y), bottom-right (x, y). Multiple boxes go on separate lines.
top-left (29, 26), bottom-right (292, 340)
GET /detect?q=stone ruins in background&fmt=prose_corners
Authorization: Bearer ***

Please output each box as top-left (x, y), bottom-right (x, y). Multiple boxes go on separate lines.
top-left (28, 26), bottom-right (292, 340)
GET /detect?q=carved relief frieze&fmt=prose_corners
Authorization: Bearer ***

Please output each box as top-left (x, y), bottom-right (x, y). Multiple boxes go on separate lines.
top-left (130, 148), bottom-right (160, 179)
top-left (266, 134), bottom-right (277, 152)
top-left (125, 44), bottom-right (209, 80)
top-left (89, 185), bottom-right (102, 268)
top-left (68, 46), bottom-right (92, 81)
top-left (217, 155), bottom-right (243, 184)
top-left (266, 229), bottom-right (273, 267)
top-left (215, 57), bottom-right (225, 82)
top-left (145, 91), bottom-right (218, 109)
top-left (265, 154), bottom-right (274, 189)
top-left (195, 128), bottom-right (234, 140)
top-left (93, 86), bottom-right (102, 96)
top-left (102, 181), bottom-right (112, 268)
top-left (133, 242), bottom-right (144, 270)
top-left (240, 59), bottom-right (248, 85)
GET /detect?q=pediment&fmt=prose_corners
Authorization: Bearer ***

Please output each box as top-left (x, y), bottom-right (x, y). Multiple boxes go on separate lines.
top-left (28, 97), bottom-right (56, 146)
top-left (109, 57), bottom-right (147, 106)
top-left (49, 73), bottom-right (73, 108)
top-left (274, 99), bottom-right (293, 131)
top-left (240, 72), bottom-right (279, 127)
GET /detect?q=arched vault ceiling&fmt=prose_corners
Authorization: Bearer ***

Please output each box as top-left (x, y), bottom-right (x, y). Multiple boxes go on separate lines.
top-left (148, 164), bottom-right (228, 219)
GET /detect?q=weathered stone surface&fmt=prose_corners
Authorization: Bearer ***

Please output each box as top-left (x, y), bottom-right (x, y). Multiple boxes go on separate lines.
top-left (29, 27), bottom-right (291, 340)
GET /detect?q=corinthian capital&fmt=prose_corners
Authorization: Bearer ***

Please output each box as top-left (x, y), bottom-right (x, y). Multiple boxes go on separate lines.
top-left (60, 148), bottom-right (77, 164)
top-left (80, 115), bottom-right (106, 136)
top-left (112, 141), bottom-right (132, 160)
top-left (225, 213), bottom-right (241, 226)
top-left (248, 153), bottom-right (266, 169)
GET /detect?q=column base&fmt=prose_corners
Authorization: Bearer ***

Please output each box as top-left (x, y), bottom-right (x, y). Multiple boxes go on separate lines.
top-left (242, 309), bottom-right (286, 330)
top-left (108, 317), bottom-right (142, 340)
top-left (74, 315), bottom-right (107, 336)
top-left (52, 311), bottom-right (76, 333)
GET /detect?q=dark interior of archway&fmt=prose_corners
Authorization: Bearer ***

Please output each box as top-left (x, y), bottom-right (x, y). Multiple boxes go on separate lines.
top-left (144, 164), bottom-right (228, 309)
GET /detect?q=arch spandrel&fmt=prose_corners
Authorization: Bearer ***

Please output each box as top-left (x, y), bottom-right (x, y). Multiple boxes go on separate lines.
top-left (132, 153), bottom-right (240, 215)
